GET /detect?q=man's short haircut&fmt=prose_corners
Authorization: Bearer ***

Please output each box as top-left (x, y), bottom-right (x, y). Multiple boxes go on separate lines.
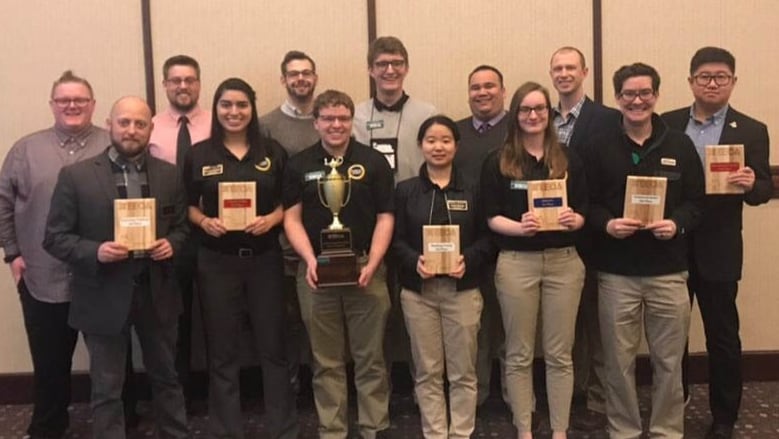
top-left (312, 90), bottom-right (355, 118)
top-left (550, 46), bottom-right (587, 69)
top-left (367, 36), bottom-right (408, 66)
top-left (468, 65), bottom-right (504, 87)
top-left (51, 70), bottom-right (94, 99)
top-left (281, 50), bottom-right (316, 75)
top-left (613, 62), bottom-right (661, 94)
top-left (162, 55), bottom-right (201, 80)
top-left (689, 46), bottom-right (736, 75)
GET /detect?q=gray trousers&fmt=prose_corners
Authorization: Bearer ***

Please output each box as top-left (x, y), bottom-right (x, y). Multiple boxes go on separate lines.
top-left (84, 284), bottom-right (188, 439)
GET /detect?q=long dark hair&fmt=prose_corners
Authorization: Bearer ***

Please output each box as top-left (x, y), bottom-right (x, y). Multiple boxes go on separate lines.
top-left (210, 77), bottom-right (267, 156)
top-left (499, 81), bottom-right (567, 180)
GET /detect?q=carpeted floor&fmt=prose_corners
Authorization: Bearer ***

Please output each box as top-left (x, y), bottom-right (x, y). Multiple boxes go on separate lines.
top-left (1, 382), bottom-right (778, 438)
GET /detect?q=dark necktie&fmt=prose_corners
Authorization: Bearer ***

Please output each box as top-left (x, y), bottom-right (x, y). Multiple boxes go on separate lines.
top-left (176, 115), bottom-right (191, 167)
top-left (477, 122), bottom-right (491, 134)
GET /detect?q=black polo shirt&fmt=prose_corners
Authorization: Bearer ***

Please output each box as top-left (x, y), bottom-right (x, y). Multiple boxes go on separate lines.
top-left (481, 146), bottom-right (588, 251)
top-left (283, 139), bottom-right (394, 255)
top-left (184, 137), bottom-right (287, 253)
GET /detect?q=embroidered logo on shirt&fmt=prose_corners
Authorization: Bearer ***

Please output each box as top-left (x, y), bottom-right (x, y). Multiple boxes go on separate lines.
top-left (660, 158), bottom-right (677, 166)
top-left (255, 158), bottom-right (271, 172)
top-left (348, 164), bottom-right (366, 180)
top-left (447, 200), bottom-right (468, 211)
top-left (202, 164), bottom-right (224, 176)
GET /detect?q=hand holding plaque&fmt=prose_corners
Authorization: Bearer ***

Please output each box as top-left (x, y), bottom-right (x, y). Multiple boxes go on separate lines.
top-left (316, 157), bottom-right (358, 287)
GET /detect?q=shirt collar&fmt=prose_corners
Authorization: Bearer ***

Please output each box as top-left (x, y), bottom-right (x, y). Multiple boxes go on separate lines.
top-left (53, 124), bottom-right (96, 148)
top-left (472, 110), bottom-right (507, 131)
top-left (108, 145), bottom-right (147, 171)
top-left (373, 92), bottom-right (409, 112)
top-left (419, 164), bottom-right (462, 191)
top-left (554, 96), bottom-right (586, 119)
top-left (281, 99), bottom-right (314, 119)
top-left (688, 103), bottom-right (729, 125)
top-left (164, 105), bottom-right (204, 123)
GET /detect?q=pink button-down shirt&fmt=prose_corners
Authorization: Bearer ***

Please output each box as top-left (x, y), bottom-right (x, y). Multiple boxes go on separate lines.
top-left (149, 106), bottom-right (212, 165)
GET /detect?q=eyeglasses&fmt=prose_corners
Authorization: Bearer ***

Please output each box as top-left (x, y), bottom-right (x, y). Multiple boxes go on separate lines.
top-left (165, 77), bottom-right (199, 87)
top-left (373, 60), bottom-right (406, 71)
top-left (318, 115), bottom-right (352, 124)
top-left (618, 89), bottom-right (655, 102)
top-left (518, 105), bottom-right (548, 116)
top-left (285, 70), bottom-right (316, 79)
top-left (51, 97), bottom-right (92, 108)
top-left (692, 73), bottom-right (733, 87)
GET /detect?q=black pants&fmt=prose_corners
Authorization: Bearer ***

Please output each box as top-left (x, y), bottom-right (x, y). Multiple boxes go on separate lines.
top-left (19, 279), bottom-right (79, 438)
top-left (686, 271), bottom-right (742, 425)
top-left (174, 237), bottom-right (200, 400)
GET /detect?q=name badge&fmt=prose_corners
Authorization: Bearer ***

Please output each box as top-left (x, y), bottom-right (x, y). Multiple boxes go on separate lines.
top-left (510, 180), bottom-right (528, 190)
top-left (202, 164), bottom-right (223, 176)
top-left (447, 200), bottom-right (468, 211)
top-left (366, 120), bottom-right (384, 130)
top-left (661, 157), bottom-right (677, 166)
top-left (304, 170), bottom-right (325, 182)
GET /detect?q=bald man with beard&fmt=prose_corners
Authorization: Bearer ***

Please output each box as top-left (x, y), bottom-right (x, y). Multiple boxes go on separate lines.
top-left (44, 96), bottom-right (190, 438)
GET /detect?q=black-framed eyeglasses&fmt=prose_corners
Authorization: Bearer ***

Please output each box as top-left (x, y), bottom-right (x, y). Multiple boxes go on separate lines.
top-left (518, 105), bottom-right (548, 116)
top-left (317, 115), bottom-right (352, 124)
top-left (373, 60), bottom-right (406, 71)
top-left (51, 98), bottom-right (92, 108)
top-left (285, 70), bottom-right (316, 79)
top-left (618, 89), bottom-right (655, 102)
top-left (692, 73), bottom-right (733, 87)
top-left (165, 77), bottom-right (199, 87)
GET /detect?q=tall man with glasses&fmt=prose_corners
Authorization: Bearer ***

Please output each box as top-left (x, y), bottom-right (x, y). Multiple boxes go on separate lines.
top-left (260, 50), bottom-right (323, 398)
top-left (582, 63), bottom-right (704, 438)
top-left (284, 90), bottom-right (395, 439)
top-left (662, 47), bottom-right (772, 439)
top-left (0, 70), bottom-right (107, 439)
top-left (548, 46), bottom-right (618, 432)
top-left (352, 36), bottom-right (436, 391)
top-left (149, 54), bottom-right (211, 411)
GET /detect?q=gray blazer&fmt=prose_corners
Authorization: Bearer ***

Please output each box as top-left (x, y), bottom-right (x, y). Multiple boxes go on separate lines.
top-left (44, 149), bottom-right (189, 335)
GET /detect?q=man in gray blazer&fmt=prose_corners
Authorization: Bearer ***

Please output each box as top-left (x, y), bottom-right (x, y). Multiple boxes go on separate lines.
top-left (44, 96), bottom-right (189, 438)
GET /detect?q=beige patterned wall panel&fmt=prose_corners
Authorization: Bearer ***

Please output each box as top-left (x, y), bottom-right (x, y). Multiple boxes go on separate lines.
top-left (603, 0), bottom-right (779, 352)
top-left (0, 1), bottom-right (145, 373)
top-left (151, 0), bottom-right (369, 115)
top-left (376, 0), bottom-right (594, 119)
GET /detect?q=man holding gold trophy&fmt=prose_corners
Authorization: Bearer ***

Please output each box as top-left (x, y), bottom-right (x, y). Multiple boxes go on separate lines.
top-left (283, 90), bottom-right (395, 439)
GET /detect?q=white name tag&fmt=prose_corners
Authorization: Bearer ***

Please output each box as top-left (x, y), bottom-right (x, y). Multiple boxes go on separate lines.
top-left (631, 194), bottom-right (661, 205)
top-left (661, 158), bottom-right (677, 166)
top-left (427, 242), bottom-right (456, 252)
top-left (119, 217), bottom-right (151, 227)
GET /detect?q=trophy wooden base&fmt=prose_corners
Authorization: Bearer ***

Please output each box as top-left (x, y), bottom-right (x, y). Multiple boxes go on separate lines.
top-left (316, 251), bottom-right (358, 288)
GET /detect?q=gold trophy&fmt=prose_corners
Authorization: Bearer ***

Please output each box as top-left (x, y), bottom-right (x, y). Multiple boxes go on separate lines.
top-left (316, 157), bottom-right (358, 287)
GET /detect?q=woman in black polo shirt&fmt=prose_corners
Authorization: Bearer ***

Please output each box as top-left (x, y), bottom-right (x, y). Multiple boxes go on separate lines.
top-left (393, 115), bottom-right (494, 439)
top-left (184, 78), bottom-right (297, 439)
top-left (481, 82), bottom-right (587, 439)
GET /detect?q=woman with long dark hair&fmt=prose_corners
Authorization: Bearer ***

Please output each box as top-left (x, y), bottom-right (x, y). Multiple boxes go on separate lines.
top-left (481, 82), bottom-right (588, 439)
top-left (184, 78), bottom-right (298, 439)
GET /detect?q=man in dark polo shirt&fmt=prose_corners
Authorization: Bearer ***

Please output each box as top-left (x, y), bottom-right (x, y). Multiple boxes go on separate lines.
top-left (283, 89), bottom-right (394, 439)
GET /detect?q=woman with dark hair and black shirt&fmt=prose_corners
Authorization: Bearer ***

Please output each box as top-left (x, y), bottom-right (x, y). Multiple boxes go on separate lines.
top-left (184, 78), bottom-right (298, 439)
top-left (481, 82), bottom-right (587, 439)
top-left (393, 115), bottom-right (494, 439)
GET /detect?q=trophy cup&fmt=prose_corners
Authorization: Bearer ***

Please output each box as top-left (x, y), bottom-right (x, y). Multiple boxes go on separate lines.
top-left (316, 157), bottom-right (358, 287)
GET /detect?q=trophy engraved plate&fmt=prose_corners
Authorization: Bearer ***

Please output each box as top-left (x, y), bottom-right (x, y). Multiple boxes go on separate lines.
top-left (316, 157), bottom-right (358, 288)
top-left (705, 144), bottom-right (744, 194)
top-left (423, 225), bottom-right (460, 274)
top-left (218, 181), bottom-right (256, 231)
top-left (623, 176), bottom-right (667, 225)
top-left (114, 198), bottom-right (156, 252)
top-left (527, 179), bottom-right (568, 231)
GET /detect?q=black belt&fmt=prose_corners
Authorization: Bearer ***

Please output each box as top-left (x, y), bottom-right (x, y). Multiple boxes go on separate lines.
top-left (206, 246), bottom-right (261, 258)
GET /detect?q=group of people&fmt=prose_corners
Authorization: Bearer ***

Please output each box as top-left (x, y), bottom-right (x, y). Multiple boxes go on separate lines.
top-left (0, 35), bottom-right (770, 439)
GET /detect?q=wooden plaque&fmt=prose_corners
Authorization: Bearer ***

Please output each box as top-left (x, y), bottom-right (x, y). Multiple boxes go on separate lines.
top-left (623, 176), bottom-right (667, 225)
top-left (114, 198), bottom-right (156, 251)
top-left (705, 144), bottom-right (745, 194)
top-left (218, 181), bottom-right (256, 231)
top-left (527, 179), bottom-right (568, 231)
top-left (422, 225), bottom-right (460, 274)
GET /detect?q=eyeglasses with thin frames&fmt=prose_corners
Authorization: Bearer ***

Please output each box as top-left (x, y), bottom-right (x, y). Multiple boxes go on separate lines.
top-left (165, 77), bottom-right (199, 87)
top-left (692, 73), bottom-right (733, 87)
top-left (373, 60), bottom-right (406, 71)
top-left (51, 98), bottom-right (92, 108)
top-left (518, 105), bottom-right (548, 116)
